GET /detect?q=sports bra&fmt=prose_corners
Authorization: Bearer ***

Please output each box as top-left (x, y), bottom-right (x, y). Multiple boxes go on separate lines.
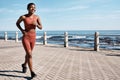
top-left (23, 15), bottom-right (37, 32)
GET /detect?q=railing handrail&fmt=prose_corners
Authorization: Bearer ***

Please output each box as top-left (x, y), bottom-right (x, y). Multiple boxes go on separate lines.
top-left (1, 31), bottom-right (120, 51)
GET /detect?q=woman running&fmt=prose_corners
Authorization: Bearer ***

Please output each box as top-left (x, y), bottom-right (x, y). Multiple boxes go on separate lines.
top-left (16, 3), bottom-right (42, 79)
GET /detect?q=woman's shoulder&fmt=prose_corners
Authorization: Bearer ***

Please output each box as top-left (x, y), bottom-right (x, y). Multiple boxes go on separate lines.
top-left (20, 14), bottom-right (27, 19)
top-left (34, 14), bottom-right (40, 19)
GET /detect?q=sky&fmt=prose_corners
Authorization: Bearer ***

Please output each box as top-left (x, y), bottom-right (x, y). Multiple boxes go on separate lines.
top-left (0, 0), bottom-right (120, 31)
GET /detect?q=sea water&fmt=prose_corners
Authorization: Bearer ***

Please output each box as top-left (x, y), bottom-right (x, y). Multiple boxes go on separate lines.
top-left (0, 30), bottom-right (120, 50)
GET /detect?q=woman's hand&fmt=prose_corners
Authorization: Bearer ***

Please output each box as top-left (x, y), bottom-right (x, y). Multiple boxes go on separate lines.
top-left (32, 21), bottom-right (38, 26)
top-left (22, 30), bottom-right (27, 35)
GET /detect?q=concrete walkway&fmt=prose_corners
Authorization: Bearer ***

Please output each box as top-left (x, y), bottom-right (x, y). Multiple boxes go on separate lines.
top-left (0, 40), bottom-right (120, 80)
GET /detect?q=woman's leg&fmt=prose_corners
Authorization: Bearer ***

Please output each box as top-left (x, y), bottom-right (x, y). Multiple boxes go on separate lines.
top-left (21, 54), bottom-right (28, 67)
top-left (28, 39), bottom-right (36, 72)
top-left (24, 54), bottom-right (28, 66)
top-left (22, 37), bottom-right (34, 71)
top-left (22, 33), bottom-right (36, 78)
top-left (27, 50), bottom-right (33, 72)
top-left (30, 37), bottom-right (37, 78)
top-left (22, 37), bottom-right (29, 67)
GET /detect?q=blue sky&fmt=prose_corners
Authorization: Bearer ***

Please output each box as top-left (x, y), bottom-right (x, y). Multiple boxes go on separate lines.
top-left (0, 0), bottom-right (120, 31)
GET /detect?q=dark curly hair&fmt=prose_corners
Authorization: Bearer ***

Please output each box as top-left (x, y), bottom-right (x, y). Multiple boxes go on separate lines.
top-left (27, 3), bottom-right (35, 9)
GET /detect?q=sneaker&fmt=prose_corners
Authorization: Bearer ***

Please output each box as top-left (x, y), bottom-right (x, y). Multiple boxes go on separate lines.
top-left (31, 71), bottom-right (37, 79)
top-left (22, 64), bottom-right (27, 73)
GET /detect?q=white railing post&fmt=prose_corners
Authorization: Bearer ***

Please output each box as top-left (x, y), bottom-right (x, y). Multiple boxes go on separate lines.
top-left (43, 32), bottom-right (47, 45)
top-left (15, 31), bottom-right (18, 42)
top-left (4, 32), bottom-right (7, 41)
top-left (94, 32), bottom-right (99, 51)
top-left (64, 32), bottom-right (68, 47)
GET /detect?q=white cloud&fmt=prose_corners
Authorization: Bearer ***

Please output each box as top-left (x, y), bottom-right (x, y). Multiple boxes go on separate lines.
top-left (115, 10), bottom-right (120, 13)
top-left (0, 8), bottom-right (26, 14)
top-left (39, 5), bottom-right (89, 13)
top-left (66, 5), bottom-right (89, 10)
top-left (82, 14), bottom-right (120, 20)
top-left (0, 8), bottom-right (6, 13)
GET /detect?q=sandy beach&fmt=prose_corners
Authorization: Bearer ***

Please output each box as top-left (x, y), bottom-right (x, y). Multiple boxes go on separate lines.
top-left (0, 40), bottom-right (120, 80)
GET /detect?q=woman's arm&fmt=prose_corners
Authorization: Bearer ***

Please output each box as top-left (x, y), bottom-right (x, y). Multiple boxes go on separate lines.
top-left (36, 16), bottom-right (42, 29)
top-left (16, 16), bottom-right (25, 34)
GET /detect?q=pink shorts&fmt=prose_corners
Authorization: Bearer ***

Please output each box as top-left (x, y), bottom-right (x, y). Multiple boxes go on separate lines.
top-left (22, 31), bottom-right (36, 53)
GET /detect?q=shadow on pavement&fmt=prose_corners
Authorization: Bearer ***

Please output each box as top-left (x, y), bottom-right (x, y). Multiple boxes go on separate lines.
top-left (0, 70), bottom-right (32, 80)
top-left (105, 54), bottom-right (120, 57)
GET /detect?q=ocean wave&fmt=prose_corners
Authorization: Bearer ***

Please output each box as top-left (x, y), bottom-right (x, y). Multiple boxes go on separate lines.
top-left (1, 30), bottom-right (120, 50)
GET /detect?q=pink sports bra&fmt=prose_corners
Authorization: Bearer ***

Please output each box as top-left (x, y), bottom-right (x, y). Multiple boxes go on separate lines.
top-left (23, 15), bottom-right (37, 32)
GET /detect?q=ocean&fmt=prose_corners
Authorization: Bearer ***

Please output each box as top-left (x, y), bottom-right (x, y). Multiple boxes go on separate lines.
top-left (0, 30), bottom-right (120, 50)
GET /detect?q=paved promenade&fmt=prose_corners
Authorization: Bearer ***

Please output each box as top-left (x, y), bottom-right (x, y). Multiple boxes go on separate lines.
top-left (0, 40), bottom-right (120, 80)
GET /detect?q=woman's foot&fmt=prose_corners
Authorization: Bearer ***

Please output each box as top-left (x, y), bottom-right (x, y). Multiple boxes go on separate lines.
top-left (22, 64), bottom-right (27, 73)
top-left (31, 71), bottom-right (37, 79)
